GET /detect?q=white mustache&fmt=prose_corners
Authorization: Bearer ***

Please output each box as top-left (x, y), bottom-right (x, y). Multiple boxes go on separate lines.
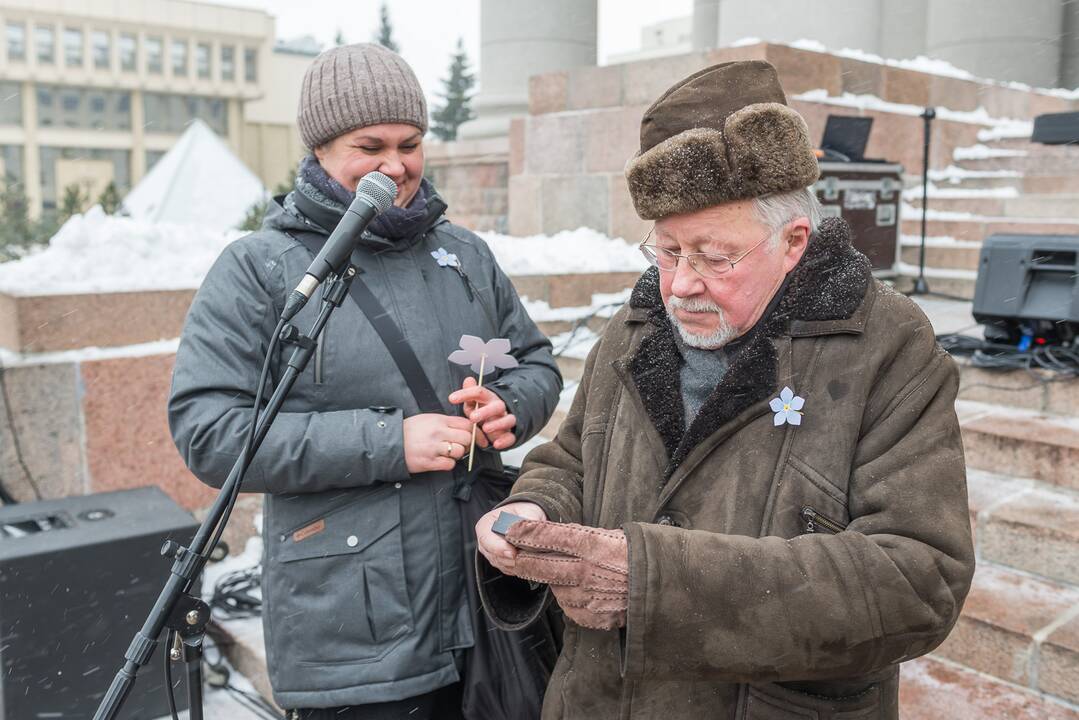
top-left (667, 296), bottom-right (723, 313)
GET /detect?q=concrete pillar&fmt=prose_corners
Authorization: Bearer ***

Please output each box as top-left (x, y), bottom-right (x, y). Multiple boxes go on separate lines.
top-left (1062, 0), bottom-right (1079, 88)
top-left (692, 0), bottom-right (720, 51)
top-left (21, 81), bottom-right (41, 220)
top-left (878, 0), bottom-right (928, 61)
top-left (130, 89), bottom-right (145, 185)
top-left (717, 0), bottom-right (881, 53)
top-left (458, 0), bottom-right (597, 140)
top-left (926, 0), bottom-right (1062, 87)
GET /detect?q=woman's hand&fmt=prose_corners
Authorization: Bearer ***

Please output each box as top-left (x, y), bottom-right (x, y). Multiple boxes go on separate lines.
top-left (448, 376), bottom-right (518, 450)
top-left (402, 413), bottom-right (474, 473)
top-left (475, 501), bottom-right (547, 575)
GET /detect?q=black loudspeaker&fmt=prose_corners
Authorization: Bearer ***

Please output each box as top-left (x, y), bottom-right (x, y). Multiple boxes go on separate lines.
top-left (1031, 111), bottom-right (1079, 145)
top-left (0, 486), bottom-right (199, 719)
top-left (972, 234), bottom-right (1079, 346)
top-left (820, 115), bottom-right (873, 162)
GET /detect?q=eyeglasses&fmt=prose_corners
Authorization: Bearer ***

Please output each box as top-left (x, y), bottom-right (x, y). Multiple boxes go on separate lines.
top-left (639, 229), bottom-right (774, 279)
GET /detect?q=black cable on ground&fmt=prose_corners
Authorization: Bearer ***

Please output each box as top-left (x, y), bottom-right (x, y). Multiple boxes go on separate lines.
top-left (937, 333), bottom-right (1079, 380)
top-left (209, 564), bottom-right (263, 620)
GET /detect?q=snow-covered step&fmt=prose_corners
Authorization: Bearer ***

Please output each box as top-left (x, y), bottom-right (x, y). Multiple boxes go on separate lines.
top-left (906, 194), bottom-right (1079, 219)
top-left (955, 154), bottom-right (1079, 175)
top-left (899, 217), bottom-right (1079, 243)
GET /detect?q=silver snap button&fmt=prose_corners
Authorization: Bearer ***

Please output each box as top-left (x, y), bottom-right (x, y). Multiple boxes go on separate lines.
top-left (346, 535), bottom-right (359, 548)
top-left (394, 482), bottom-right (402, 489)
top-left (376, 420), bottom-right (387, 429)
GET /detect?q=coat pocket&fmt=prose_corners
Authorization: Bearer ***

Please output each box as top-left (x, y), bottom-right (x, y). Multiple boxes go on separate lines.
top-left (800, 506), bottom-right (849, 535)
top-left (268, 484), bottom-right (413, 666)
top-left (743, 681), bottom-right (880, 720)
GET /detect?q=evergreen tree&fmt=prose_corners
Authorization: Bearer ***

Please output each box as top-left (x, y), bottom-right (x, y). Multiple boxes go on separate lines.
top-left (97, 181), bottom-right (123, 214)
top-left (374, 3), bottom-right (399, 53)
top-left (0, 178), bottom-right (57, 262)
top-left (334, 28), bottom-right (346, 47)
top-left (58, 183), bottom-right (90, 223)
top-left (431, 38), bottom-right (475, 142)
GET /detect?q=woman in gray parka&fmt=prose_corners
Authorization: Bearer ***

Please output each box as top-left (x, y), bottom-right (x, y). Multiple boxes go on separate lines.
top-left (167, 43), bottom-right (561, 720)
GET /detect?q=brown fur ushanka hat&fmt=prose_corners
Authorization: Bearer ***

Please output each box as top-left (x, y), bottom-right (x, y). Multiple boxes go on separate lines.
top-left (624, 60), bottom-right (819, 220)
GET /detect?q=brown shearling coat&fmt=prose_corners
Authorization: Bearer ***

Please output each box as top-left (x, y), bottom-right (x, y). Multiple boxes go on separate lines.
top-left (479, 218), bottom-right (975, 719)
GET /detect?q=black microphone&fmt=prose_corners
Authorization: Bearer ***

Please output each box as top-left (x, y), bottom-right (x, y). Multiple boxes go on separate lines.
top-left (281, 171), bottom-right (398, 320)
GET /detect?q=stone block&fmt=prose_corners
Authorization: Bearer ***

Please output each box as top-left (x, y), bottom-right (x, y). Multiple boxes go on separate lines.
top-left (704, 44), bottom-right (769, 65)
top-left (766, 45), bottom-right (843, 96)
top-left (81, 353), bottom-right (217, 512)
top-left (0, 292), bottom-right (17, 350)
top-left (881, 66), bottom-right (930, 107)
top-left (899, 656), bottom-right (1079, 720)
top-left (540, 175), bottom-right (609, 235)
top-left (981, 489), bottom-right (1079, 585)
top-left (961, 408), bottom-right (1079, 490)
top-left (568, 64), bottom-right (623, 111)
top-left (977, 85), bottom-right (1032, 121)
top-left (608, 173), bottom-right (650, 245)
top-left (964, 468), bottom-right (1031, 536)
top-left (1041, 613), bottom-right (1079, 704)
top-left (3, 290), bottom-right (196, 353)
top-left (524, 113), bottom-right (586, 175)
top-left (529, 71), bottom-right (569, 115)
top-left (928, 76), bottom-right (981, 113)
top-left (545, 271), bottom-right (641, 308)
top-left (0, 362), bottom-right (85, 501)
top-left (839, 56), bottom-right (883, 97)
top-left (584, 106), bottom-right (644, 174)
top-left (508, 175), bottom-right (542, 236)
top-left (509, 117), bottom-right (526, 176)
top-left (508, 275), bottom-right (551, 304)
top-left (622, 53), bottom-right (712, 107)
top-left (936, 564), bottom-right (1079, 686)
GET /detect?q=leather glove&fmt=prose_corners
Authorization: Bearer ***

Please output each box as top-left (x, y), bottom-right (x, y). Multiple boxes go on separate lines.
top-left (506, 520), bottom-right (629, 631)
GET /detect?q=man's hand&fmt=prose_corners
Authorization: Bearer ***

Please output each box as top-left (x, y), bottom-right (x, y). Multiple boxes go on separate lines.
top-left (402, 413), bottom-right (474, 473)
top-left (448, 376), bottom-right (517, 450)
top-left (476, 501), bottom-right (547, 575)
top-left (506, 520), bottom-right (629, 631)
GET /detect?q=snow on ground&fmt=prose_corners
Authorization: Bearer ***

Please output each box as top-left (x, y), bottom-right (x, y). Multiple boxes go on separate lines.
top-left (902, 183), bottom-right (1018, 200)
top-left (793, 89), bottom-right (1028, 129)
top-left (0, 216), bottom-right (642, 297)
top-left (478, 228), bottom-right (647, 276)
top-left (899, 203), bottom-right (1077, 223)
top-left (0, 338), bottom-right (180, 367)
top-left (928, 165), bottom-right (1021, 182)
top-left (977, 121), bottom-right (1033, 143)
top-left (0, 207), bottom-right (241, 296)
top-left (550, 326), bottom-right (602, 360)
top-left (952, 144), bottom-right (1027, 160)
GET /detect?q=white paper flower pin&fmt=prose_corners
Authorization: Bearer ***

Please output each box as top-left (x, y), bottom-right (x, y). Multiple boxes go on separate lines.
top-left (448, 335), bottom-right (519, 378)
top-left (431, 247), bottom-right (460, 268)
top-left (770, 386), bottom-right (805, 426)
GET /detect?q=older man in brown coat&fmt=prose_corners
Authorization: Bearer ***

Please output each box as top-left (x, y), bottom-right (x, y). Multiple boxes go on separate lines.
top-left (474, 60), bottom-right (975, 720)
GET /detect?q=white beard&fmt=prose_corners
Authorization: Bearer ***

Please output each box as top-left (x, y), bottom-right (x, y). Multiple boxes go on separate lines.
top-left (666, 296), bottom-right (738, 350)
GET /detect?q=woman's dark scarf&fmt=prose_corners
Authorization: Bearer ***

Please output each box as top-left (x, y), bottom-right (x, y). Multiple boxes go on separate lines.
top-left (298, 153), bottom-right (432, 240)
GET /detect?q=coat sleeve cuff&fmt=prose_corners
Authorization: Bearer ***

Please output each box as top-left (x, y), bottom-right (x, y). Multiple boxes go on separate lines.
top-left (620, 521), bottom-right (648, 679)
top-left (500, 491), bottom-right (570, 524)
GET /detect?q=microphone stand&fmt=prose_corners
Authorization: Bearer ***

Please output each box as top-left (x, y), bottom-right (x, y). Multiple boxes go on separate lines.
top-left (911, 106), bottom-right (935, 296)
top-left (92, 265), bottom-right (358, 720)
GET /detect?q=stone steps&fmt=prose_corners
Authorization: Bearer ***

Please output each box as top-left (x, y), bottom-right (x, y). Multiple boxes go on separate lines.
top-left (955, 154), bottom-right (1079, 175)
top-left (905, 194), bottom-right (1079, 218)
top-left (958, 399), bottom-right (1079, 492)
top-left (900, 242), bottom-right (982, 271)
top-left (899, 217), bottom-right (1079, 243)
top-left (899, 656), bottom-right (1079, 720)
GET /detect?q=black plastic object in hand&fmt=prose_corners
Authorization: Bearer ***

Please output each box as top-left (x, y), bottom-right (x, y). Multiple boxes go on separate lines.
top-left (492, 511), bottom-right (526, 537)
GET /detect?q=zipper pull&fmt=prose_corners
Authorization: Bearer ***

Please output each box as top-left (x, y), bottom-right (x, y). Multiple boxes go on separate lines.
top-left (455, 267), bottom-right (475, 302)
top-left (800, 506), bottom-right (847, 534)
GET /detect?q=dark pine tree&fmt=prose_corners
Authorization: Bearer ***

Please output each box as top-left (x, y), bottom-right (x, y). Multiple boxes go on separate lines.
top-left (374, 3), bottom-right (399, 53)
top-left (431, 38), bottom-right (475, 141)
top-left (96, 181), bottom-right (123, 214)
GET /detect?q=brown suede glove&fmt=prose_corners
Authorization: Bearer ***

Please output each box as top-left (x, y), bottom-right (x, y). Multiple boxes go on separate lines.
top-left (506, 520), bottom-right (629, 631)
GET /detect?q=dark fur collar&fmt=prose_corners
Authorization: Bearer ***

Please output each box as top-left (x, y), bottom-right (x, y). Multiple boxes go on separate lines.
top-left (627, 217), bottom-right (871, 480)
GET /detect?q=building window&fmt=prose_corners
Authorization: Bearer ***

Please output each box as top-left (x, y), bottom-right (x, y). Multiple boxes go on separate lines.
top-left (171, 39), bottom-right (187, 76)
top-left (92, 30), bottom-right (110, 69)
top-left (7, 23), bottom-right (25, 62)
top-left (39, 146), bottom-right (130, 216)
top-left (196, 42), bottom-right (211, 79)
top-left (146, 36), bottom-right (162, 74)
top-left (244, 47), bottom-right (257, 83)
top-left (119, 33), bottom-right (136, 71)
top-left (0, 82), bottom-right (22, 126)
top-left (143, 92), bottom-right (228, 136)
top-left (36, 85), bottom-right (131, 131)
top-left (35, 25), bottom-right (55, 64)
top-left (0, 145), bottom-right (24, 185)
top-left (63, 27), bottom-right (82, 67)
top-left (220, 45), bottom-right (234, 81)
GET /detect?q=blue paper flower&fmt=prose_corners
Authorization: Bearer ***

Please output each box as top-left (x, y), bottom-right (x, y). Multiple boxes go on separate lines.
top-left (431, 247), bottom-right (460, 268)
top-left (770, 386), bottom-right (804, 426)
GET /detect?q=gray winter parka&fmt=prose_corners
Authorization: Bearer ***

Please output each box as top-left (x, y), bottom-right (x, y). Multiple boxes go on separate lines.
top-left (168, 181), bottom-right (561, 709)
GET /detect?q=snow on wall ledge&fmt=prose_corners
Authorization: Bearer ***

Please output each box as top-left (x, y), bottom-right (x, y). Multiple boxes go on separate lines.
top-left (0, 209), bottom-right (646, 297)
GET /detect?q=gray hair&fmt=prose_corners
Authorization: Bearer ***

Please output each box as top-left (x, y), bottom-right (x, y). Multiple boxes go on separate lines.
top-left (753, 188), bottom-right (822, 248)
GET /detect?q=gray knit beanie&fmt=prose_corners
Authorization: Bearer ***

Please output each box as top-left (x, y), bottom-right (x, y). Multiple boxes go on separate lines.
top-left (297, 43), bottom-right (428, 150)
